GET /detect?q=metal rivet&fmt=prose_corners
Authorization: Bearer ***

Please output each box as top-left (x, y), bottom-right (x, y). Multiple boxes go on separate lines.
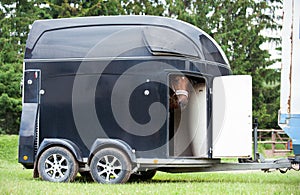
top-left (144, 90), bottom-right (150, 96)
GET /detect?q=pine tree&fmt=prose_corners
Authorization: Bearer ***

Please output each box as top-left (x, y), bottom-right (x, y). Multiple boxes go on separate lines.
top-left (0, 1), bottom-right (43, 133)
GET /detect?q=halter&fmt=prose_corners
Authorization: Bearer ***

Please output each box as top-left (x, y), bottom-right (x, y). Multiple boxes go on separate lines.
top-left (171, 76), bottom-right (190, 98)
top-left (175, 90), bottom-right (189, 98)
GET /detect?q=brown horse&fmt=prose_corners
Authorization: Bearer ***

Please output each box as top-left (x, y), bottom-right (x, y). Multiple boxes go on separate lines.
top-left (169, 75), bottom-right (190, 110)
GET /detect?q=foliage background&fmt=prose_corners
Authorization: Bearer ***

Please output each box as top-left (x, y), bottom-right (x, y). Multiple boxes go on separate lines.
top-left (0, 0), bottom-right (282, 134)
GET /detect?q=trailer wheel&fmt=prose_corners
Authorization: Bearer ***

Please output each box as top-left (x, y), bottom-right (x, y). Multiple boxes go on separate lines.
top-left (129, 170), bottom-right (157, 181)
top-left (37, 146), bottom-right (79, 182)
top-left (90, 148), bottom-right (132, 184)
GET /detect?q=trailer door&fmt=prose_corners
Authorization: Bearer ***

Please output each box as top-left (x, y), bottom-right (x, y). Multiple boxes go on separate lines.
top-left (19, 69), bottom-right (41, 165)
top-left (24, 70), bottom-right (41, 103)
top-left (212, 75), bottom-right (252, 158)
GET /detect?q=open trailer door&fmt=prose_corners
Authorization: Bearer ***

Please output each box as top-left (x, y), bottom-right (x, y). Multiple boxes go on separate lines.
top-left (212, 75), bottom-right (252, 158)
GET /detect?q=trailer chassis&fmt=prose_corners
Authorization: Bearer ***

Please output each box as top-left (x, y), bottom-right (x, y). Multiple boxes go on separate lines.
top-left (135, 157), bottom-right (295, 173)
top-left (134, 121), bottom-right (298, 174)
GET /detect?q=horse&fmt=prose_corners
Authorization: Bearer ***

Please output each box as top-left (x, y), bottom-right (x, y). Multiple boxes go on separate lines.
top-left (169, 75), bottom-right (191, 110)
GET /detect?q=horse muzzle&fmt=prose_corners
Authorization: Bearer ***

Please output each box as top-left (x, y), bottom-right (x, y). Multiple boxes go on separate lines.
top-left (176, 91), bottom-right (189, 110)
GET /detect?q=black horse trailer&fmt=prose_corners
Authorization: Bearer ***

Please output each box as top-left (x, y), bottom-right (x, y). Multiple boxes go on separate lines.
top-left (19, 16), bottom-right (293, 183)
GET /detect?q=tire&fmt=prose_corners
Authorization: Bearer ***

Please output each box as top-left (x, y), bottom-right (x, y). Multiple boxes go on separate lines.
top-left (37, 146), bottom-right (79, 182)
top-left (90, 148), bottom-right (132, 184)
top-left (129, 170), bottom-right (157, 181)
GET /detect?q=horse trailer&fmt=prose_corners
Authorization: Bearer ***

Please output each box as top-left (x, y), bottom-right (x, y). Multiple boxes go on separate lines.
top-left (19, 15), bottom-right (294, 183)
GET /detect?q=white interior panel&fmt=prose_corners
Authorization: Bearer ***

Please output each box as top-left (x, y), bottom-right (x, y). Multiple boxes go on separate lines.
top-left (172, 79), bottom-right (207, 157)
top-left (189, 83), bottom-right (207, 156)
top-left (212, 75), bottom-right (252, 157)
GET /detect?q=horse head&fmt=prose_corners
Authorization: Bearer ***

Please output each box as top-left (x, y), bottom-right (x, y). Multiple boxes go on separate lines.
top-left (170, 75), bottom-right (191, 110)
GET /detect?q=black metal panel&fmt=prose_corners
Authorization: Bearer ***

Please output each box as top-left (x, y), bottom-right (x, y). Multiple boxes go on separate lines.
top-left (24, 71), bottom-right (40, 103)
top-left (25, 16), bottom-right (230, 66)
top-left (95, 75), bottom-right (168, 158)
top-left (18, 103), bottom-right (39, 166)
top-left (206, 63), bottom-right (231, 76)
top-left (23, 56), bottom-right (231, 159)
top-left (19, 70), bottom-right (41, 167)
top-left (22, 54), bottom-right (231, 163)
top-left (38, 62), bottom-right (89, 155)
top-left (29, 26), bottom-right (152, 59)
top-left (199, 34), bottom-right (226, 64)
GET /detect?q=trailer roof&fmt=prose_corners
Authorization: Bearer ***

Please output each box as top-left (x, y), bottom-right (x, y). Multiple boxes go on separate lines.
top-left (26, 15), bottom-right (229, 65)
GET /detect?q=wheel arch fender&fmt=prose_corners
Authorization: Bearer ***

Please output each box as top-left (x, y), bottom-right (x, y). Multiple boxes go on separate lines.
top-left (88, 138), bottom-right (136, 165)
top-left (35, 138), bottom-right (84, 163)
top-left (33, 138), bottom-right (83, 178)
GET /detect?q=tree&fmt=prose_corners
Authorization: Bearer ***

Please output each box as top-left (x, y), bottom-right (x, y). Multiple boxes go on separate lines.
top-left (123, 0), bottom-right (164, 15)
top-left (81, 0), bottom-right (125, 16)
top-left (0, 1), bottom-right (44, 133)
top-left (42, 0), bottom-right (126, 18)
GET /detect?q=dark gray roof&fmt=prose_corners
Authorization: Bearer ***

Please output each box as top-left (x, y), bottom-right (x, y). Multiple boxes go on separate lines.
top-left (27, 15), bottom-right (229, 65)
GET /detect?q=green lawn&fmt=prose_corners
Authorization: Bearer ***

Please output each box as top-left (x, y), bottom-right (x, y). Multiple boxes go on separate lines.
top-left (0, 135), bottom-right (299, 195)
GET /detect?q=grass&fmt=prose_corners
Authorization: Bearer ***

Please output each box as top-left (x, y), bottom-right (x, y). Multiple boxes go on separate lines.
top-left (0, 135), bottom-right (300, 195)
